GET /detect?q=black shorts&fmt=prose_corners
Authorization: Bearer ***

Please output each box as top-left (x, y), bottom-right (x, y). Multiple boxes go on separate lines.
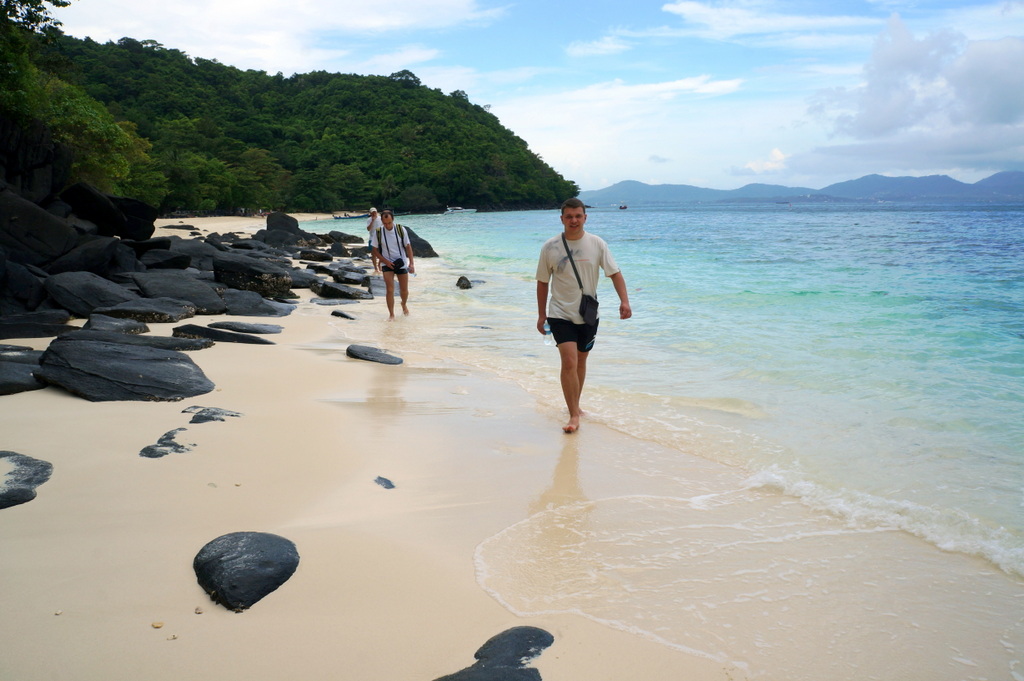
top-left (382, 264), bottom-right (408, 275)
top-left (547, 317), bottom-right (598, 352)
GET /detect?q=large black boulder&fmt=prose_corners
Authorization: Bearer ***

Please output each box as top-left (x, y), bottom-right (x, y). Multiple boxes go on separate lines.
top-left (60, 182), bottom-right (126, 238)
top-left (129, 271), bottom-right (227, 315)
top-left (0, 310), bottom-right (76, 339)
top-left (45, 235), bottom-right (143, 277)
top-left (93, 297), bottom-right (197, 324)
top-left (0, 251), bottom-right (47, 313)
top-left (43, 270), bottom-right (139, 317)
top-left (0, 451), bottom-right (53, 509)
top-left (213, 252), bottom-right (294, 298)
top-left (167, 238), bottom-right (221, 270)
top-left (110, 196), bottom-right (158, 241)
top-left (56, 328), bottom-right (214, 351)
top-left (0, 361), bottom-right (45, 395)
top-left (310, 279), bottom-right (373, 300)
top-left (172, 324), bottom-right (274, 345)
top-left (35, 335), bottom-right (215, 401)
top-left (193, 531), bottom-right (300, 612)
top-left (432, 627), bottom-right (554, 681)
top-left (0, 189), bottom-right (79, 267)
top-left (221, 289), bottom-right (295, 317)
top-left (346, 344), bottom-right (402, 365)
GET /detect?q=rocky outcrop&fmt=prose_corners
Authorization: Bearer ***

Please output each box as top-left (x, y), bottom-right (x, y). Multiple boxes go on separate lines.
top-left (346, 344), bottom-right (403, 365)
top-left (193, 531), bottom-right (300, 612)
top-left (432, 627), bottom-right (554, 681)
top-left (0, 451), bottom-right (54, 509)
top-left (35, 334), bottom-right (215, 401)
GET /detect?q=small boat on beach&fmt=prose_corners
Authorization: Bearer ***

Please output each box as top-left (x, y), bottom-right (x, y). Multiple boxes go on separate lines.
top-left (444, 206), bottom-right (477, 215)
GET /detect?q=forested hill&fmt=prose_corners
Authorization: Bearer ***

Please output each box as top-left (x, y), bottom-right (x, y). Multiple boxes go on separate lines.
top-left (47, 35), bottom-right (578, 214)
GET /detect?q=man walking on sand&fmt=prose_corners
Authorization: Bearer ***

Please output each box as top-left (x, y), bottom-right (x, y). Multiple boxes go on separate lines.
top-left (370, 209), bottom-right (415, 320)
top-left (537, 198), bottom-right (632, 433)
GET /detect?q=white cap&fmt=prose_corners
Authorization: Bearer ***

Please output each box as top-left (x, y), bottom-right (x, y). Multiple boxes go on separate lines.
top-left (369, 207), bottom-right (378, 213)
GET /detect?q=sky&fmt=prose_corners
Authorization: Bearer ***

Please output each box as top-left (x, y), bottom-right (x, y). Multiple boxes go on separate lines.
top-left (54, 0), bottom-right (1024, 191)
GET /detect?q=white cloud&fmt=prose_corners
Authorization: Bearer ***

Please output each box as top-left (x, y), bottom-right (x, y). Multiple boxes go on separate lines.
top-left (58, 0), bottom-right (504, 74)
top-left (566, 36), bottom-right (632, 57)
top-left (743, 148), bottom-right (789, 173)
top-left (661, 1), bottom-right (881, 40)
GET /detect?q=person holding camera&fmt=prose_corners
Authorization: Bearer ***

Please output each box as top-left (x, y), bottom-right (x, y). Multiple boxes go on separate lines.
top-left (370, 209), bottom-right (415, 320)
top-left (536, 197), bottom-right (632, 433)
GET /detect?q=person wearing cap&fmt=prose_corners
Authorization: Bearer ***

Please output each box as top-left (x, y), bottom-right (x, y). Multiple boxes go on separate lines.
top-left (366, 208), bottom-right (383, 273)
top-left (369, 209), bottom-right (415, 320)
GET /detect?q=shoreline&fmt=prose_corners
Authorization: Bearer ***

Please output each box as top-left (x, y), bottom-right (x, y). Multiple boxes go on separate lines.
top-left (1, 216), bottom-right (729, 680)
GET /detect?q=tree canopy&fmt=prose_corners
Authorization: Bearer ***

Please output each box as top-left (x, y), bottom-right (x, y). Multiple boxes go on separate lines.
top-left (36, 34), bottom-right (578, 214)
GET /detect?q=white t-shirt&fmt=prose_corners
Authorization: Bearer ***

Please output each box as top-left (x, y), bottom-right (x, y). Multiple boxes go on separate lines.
top-left (536, 231), bottom-right (620, 323)
top-left (366, 215), bottom-right (382, 233)
top-left (370, 225), bottom-right (411, 262)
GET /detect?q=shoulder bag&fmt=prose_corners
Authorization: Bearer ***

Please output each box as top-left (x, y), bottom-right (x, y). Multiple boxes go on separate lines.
top-left (561, 234), bottom-right (599, 325)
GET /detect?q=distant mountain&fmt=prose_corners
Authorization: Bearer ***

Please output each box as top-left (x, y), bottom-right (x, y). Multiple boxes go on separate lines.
top-left (579, 172), bottom-right (1024, 206)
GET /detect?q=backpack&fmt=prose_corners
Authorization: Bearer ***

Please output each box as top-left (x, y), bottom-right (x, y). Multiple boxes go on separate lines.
top-left (375, 224), bottom-right (406, 253)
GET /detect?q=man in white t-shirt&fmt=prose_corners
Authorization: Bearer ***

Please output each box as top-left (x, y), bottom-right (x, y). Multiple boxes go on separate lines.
top-left (370, 209), bottom-right (415, 320)
top-left (366, 208), bottom-right (383, 273)
top-left (536, 197), bottom-right (632, 433)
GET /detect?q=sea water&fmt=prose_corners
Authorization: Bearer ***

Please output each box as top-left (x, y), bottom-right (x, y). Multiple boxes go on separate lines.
top-left (305, 205), bottom-right (1024, 678)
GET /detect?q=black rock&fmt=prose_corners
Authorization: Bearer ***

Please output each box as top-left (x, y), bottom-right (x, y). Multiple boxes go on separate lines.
top-left (139, 249), bottom-right (192, 270)
top-left (110, 196), bottom-right (158, 241)
top-left (330, 309), bottom-right (356, 320)
top-left (346, 344), bottom-right (403, 365)
top-left (43, 270), bottom-right (139, 317)
top-left (331, 269), bottom-right (367, 286)
top-left (0, 255), bottom-right (47, 311)
top-left (207, 321), bottom-right (282, 334)
top-left (457, 276), bottom-right (473, 289)
top-left (93, 297), bottom-right (197, 323)
top-left (0, 343), bottom-right (43, 364)
top-left (82, 313), bottom-right (150, 334)
top-left (287, 268), bottom-right (322, 289)
top-left (374, 476), bottom-right (395, 489)
top-left (45, 235), bottom-right (143, 277)
top-left (183, 405), bottom-right (243, 423)
top-left (0, 189), bottom-right (79, 267)
top-left (193, 531), bottom-right (300, 611)
top-left (266, 211), bottom-right (300, 233)
top-left (0, 309), bottom-right (77, 339)
top-left (0, 451), bottom-right (53, 509)
top-left (167, 238), bottom-right (221, 271)
top-left (221, 289), bottom-right (295, 317)
top-left (60, 182), bottom-right (127, 237)
top-left (172, 324), bottom-right (275, 345)
top-left (213, 252), bottom-right (294, 298)
top-left (55, 328), bottom-right (214, 351)
top-left (310, 279), bottom-right (373, 300)
top-left (35, 335), bottom-right (215, 401)
top-left (0, 361), bottom-right (45, 394)
top-left (432, 627), bottom-right (554, 681)
top-left (129, 271), bottom-right (227, 315)
top-left (139, 428), bottom-right (194, 458)
top-left (298, 249), bottom-right (332, 262)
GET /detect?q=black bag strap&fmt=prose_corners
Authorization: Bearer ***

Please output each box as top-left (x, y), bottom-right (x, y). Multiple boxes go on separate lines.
top-left (561, 233), bottom-right (585, 292)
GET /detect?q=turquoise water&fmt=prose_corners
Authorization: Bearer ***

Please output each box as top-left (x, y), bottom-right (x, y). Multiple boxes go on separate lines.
top-left (305, 205), bottom-right (1024, 676)
top-left (323, 204), bottom-right (1024, 575)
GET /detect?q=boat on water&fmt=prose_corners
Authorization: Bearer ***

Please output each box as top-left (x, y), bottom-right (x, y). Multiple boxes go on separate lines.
top-left (333, 213), bottom-right (369, 220)
top-left (444, 206), bottom-right (477, 215)
top-left (618, 204), bottom-right (628, 210)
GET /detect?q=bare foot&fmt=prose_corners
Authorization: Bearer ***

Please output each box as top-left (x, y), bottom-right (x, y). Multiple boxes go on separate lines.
top-left (387, 315), bottom-right (396, 322)
top-left (402, 304), bottom-right (410, 316)
top-left (562, 415), bottom-right (580, 433)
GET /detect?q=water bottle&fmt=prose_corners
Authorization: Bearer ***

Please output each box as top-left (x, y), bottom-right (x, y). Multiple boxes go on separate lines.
top-left (543, 321), bottom-right (555, 346)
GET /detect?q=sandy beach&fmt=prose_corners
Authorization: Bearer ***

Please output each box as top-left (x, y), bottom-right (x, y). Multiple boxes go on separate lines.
top-left (0, 215), bottom-right (732, 680)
